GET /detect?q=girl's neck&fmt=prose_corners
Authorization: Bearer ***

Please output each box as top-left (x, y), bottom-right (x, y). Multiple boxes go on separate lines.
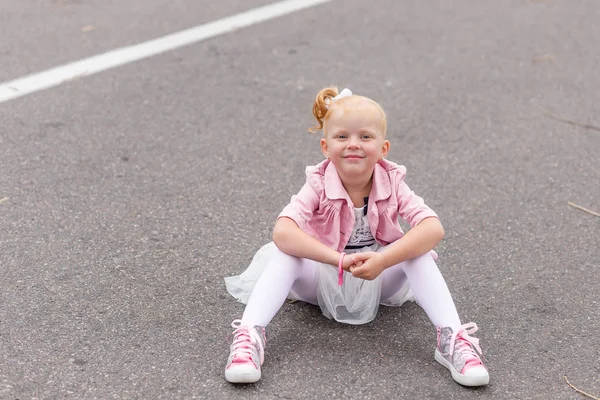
top-left (342, 177), bottom-right (372, 207)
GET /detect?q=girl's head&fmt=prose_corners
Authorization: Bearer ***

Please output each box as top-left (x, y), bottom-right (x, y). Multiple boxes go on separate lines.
top-left (309, 86), bottom-right (390, 182)
top-left (309, 87), bottom-right (387, 136)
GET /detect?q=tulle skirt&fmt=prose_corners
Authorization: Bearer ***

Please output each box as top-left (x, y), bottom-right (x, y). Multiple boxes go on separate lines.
top-left (224, 242), bottom-right (414, 325)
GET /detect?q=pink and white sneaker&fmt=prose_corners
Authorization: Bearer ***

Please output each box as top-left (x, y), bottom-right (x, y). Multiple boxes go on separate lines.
top-left (435, 322), bottom-right (490, 386)
top-left (225, 319), bottom-right (266, 383)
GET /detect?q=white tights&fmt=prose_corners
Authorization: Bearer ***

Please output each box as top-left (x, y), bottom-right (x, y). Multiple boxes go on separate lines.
top-left (241, 246), bottom-right (461, 331)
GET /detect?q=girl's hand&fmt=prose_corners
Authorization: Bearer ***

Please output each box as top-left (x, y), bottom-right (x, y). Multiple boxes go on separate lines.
top-left (342, 255), bottom-right (362, 271)
top-left (347, 252), bottom-right (387, 281)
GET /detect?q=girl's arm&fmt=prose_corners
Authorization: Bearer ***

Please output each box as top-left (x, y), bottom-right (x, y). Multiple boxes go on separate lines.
top-left (349, 217), bottom-right (444, 280)
top-left (273, 217), bottom-right (342, 267)
top-left (378, 216), bottom-right (444, 267)
top-left (378, 177), bottom-right (444, 267)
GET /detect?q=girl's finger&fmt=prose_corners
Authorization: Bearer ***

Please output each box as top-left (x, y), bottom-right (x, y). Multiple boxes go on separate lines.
top-left (351, 253), bottom-right (371, 262)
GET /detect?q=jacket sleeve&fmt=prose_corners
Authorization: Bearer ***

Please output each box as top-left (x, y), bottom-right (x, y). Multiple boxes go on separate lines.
top-left (396, 180), bottom-right (439, 228)
top-left (277, 181), bottom-right (320, 231)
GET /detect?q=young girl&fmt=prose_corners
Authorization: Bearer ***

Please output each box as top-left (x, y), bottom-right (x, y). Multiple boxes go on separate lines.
top-left (224, 87), bottom-right (489, 387)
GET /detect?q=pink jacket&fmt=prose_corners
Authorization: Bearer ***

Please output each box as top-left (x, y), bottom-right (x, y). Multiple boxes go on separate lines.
top-left (278, 159), bottom-right (439, 253)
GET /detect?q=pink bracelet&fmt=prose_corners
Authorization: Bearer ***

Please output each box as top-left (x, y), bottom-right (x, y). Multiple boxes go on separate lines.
top-left (338, 252), bottom-right (346, 286)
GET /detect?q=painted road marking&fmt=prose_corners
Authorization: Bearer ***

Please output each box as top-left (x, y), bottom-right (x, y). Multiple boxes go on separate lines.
top-left (0, 0), bottom-right (331, 104)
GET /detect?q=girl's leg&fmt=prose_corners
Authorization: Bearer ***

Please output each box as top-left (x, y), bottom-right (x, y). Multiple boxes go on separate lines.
top-left (227, 248), bottom-right (319, 383)
top-left (379, 252), bottom-right (489, 387)
top-left (380, 253), bottom-right (461, 331)
top-left (380, 264), bottom-right (408, 301)
top-left (241, 247), bottom-right (319, 327)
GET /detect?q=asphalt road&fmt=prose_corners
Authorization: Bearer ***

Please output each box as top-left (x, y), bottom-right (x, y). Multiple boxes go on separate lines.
top-left (1, 0), bottom-right (599, 399)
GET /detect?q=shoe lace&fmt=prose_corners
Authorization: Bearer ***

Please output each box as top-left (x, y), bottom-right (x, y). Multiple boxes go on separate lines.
top-left (229, 319), bottom-right (263, 364)
top-left (449, 322), bottom-right (484, 367)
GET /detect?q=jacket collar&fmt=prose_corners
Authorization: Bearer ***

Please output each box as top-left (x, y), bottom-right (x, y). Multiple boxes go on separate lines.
top-left (320, 159), bottom-right (393, 203)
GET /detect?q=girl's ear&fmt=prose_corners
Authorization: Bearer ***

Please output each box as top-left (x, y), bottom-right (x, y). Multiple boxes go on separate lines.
top-left (381, 140), bottom-right (390, 158)
top-left (321, 138), bottom-right (329, 158)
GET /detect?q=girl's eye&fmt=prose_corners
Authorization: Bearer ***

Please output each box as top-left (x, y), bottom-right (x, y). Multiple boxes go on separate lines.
top-left (337, 135), bottom-right (347, 139)
top-left (361, 134), bottom-right (372, 139)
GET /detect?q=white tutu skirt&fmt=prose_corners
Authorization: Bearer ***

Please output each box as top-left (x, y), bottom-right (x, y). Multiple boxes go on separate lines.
top-left (225, 242), bottom-right (414, 325)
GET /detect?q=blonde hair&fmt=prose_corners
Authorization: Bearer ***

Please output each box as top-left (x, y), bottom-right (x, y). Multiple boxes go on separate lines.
top-left (308, 86), bottom-right (387, 135)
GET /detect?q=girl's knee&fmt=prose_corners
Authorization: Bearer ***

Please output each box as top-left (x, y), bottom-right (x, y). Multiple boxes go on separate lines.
top-left (272, 247), bottom-right (294, 260)
top-left (403, 252), bottom-right (437, 269)
top-left (269, 247), bottom-right (304, 270)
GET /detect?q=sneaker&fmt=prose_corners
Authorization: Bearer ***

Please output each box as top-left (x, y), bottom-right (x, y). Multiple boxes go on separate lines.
top-left (225, 319), bottom-right (266, 383)
top-left (434, 322), bottom-right (489, 387)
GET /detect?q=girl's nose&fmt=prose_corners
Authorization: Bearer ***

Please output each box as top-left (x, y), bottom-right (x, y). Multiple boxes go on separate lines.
top-left (347, 137), bottom-right (360, 149)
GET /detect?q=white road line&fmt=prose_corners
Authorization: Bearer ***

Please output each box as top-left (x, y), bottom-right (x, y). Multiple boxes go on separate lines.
top-left (0, 0), bottom-right (331, 104)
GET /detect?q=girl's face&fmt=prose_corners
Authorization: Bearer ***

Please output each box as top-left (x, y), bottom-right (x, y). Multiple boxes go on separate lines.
top-left (320, 99), bottom-right (390, 184)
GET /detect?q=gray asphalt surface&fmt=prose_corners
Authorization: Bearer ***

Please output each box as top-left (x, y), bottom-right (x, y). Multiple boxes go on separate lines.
top-left (1, 0), bottom-right (599, 399)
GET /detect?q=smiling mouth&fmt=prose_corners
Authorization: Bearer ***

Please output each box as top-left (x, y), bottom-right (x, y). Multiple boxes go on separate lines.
top-left (344, 155), bottom-right (364, 159)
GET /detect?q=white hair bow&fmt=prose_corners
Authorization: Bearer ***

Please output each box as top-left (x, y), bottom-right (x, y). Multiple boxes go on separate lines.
top-left (325, 88), bottom-right (352, 109)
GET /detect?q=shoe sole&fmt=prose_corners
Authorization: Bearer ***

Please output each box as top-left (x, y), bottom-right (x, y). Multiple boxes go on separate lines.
top-left (434, 349), bottom-right (489, 387)
top-left (225, 366), bottom-right (261, 384)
